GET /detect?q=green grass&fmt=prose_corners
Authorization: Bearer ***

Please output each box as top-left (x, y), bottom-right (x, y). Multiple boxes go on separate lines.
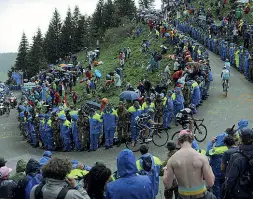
top-left (67, 25), bottom-right (174, 107)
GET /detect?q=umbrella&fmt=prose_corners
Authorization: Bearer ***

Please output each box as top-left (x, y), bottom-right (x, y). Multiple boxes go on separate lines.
top-left (94, 69), bottom-right (102, 78)
top-left (165, 32), bottom-right (170, 37)
top-left (120, 91), bottom-right (140, 101)
top-left (86, 101), bottom-right (101, 110)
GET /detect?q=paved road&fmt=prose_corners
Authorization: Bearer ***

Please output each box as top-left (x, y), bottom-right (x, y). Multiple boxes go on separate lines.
top-left (0, 50), bottom-right (253, 197)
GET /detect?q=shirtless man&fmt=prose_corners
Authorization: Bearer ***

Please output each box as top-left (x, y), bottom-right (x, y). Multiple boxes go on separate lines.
top-left (163, 130), bottom-right (215, 199)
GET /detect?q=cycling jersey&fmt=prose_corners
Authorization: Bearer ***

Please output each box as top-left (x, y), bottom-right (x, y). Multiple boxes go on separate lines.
top-left (221, 69), bottom-right (230, 80)
top-left (135, 114), bottom-right (152, 127)
top-left (224, 62), bottom-right (231, 71)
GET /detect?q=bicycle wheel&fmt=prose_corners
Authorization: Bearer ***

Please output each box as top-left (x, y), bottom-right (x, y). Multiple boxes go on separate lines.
top-left (171, 131), bottom-right (180, 141)
top-left (125, 136), bottom-right (142, 152)
top-left (194, 124), bottom-right (207, 142)
top-left (152, 128), bottom-right (169, 147)
top-left (223, 82), bottom-right (228, 97)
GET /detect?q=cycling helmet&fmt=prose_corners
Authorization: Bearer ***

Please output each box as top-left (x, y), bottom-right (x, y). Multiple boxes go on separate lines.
top-left (147, 109), bottom-right (155, 115)
top-left (188, 104), bottom-right (196, 111)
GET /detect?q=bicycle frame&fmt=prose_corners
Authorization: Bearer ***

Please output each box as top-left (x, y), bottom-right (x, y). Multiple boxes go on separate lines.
top-left (137, 124), bottom-right (159, 140)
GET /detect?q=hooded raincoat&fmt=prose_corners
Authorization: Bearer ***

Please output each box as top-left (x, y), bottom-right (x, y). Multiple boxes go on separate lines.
top-left (72, 114), bottom-right (82, 150)
top-left (105, 149), bottom-right (153, 199)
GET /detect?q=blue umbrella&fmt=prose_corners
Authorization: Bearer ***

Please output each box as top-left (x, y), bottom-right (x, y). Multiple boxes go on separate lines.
top-left (120, 91), bottom-right (139, 101)
top-left (86, 101), bottom-right (101, 110)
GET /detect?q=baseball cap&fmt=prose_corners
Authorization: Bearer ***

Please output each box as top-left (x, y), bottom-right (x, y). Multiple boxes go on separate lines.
top-left (0, 157), bottom-right (7, 166)
top-left (0, 166), bottom-right (12, 179)
top-left (240, 128), bottom-right (253, 138)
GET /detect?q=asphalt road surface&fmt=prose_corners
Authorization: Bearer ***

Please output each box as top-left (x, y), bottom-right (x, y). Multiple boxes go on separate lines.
top-left (1, 49), bottom-right (253, 198)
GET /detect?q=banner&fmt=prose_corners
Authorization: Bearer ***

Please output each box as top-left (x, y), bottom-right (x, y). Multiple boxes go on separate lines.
top-left (24, 82), bottom-right (36, 89)
top-left (11, 72), bottom-right (22, 85)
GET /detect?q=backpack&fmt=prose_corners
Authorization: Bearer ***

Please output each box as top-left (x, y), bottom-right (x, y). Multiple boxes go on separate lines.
top-left (25, 174), bottom-right (43, 199)
top-left (235, 151), bottom-right (253, 192)
top-left (139, 156), bottom-right (154, 176)
top-left (34, 184), bottom-right (71, 199)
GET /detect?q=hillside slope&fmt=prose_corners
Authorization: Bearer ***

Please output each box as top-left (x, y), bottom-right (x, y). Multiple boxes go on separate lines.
top-left (71, 25), bottom-right (174, 106)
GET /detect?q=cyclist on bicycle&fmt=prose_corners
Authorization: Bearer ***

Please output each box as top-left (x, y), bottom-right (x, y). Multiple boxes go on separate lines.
top-left (135, 109), bottom-right (157, 142)
top-left (221, 65), bottom-right (230, 90)
top-left (4, 99), bottom-right (10, 114)
top-left (224, 59), bottom-right (231, 71)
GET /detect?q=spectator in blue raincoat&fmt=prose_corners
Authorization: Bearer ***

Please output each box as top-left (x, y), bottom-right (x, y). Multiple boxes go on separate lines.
top-left (44, 114), bottom-right (54, 150)
top-left (189, 80), bottom-right (201, 107)
top-left (136, 145), bottom-right (162, 199)
top-left (27, 116), bottom-right (34, 143)
top-left (72, 114), bottom-right (82, 151)
top-left (206, 132), bottom-right (228, 199)
top-left (39, 151), bottom-right (52, 167)
top-left (105, 149), bottom-right (153, 199)
top-left (59, 115), bottom-right (72, 152)
top-left (101, 104), bottom-right (118, 149)
top-left (163, 90), bottom-right (175, 129)
top-left (128, 101), bottom-right (142, 142)
top-left (172, 87), bottom-right (184, 124)
top-left (28, 116), bottom-right (38, 147)
top-left (89, 109), bottom-right (102, 152)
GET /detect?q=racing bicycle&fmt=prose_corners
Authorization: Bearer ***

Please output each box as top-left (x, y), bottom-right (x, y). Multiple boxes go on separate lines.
top-left (172, 118), bottom-right (207, 142)
top-left (125, 124), bottom-right (169, 152)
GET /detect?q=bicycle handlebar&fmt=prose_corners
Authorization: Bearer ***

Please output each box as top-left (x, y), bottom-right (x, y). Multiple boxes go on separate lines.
top-left (193, 118), bottom-right (204, 122)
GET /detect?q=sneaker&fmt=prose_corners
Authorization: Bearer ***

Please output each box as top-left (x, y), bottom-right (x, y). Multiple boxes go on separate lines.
top-left (145, 138), bottom-right (152, 143)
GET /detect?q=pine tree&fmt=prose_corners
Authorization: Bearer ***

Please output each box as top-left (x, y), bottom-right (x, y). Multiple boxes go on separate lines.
top-left (72, 6), bottom-right (81, 53)
top-left (102, 0), bottom-right (116, 30)
top-left (15, 33), bottom-right (29, 72)
top-left (114, 0), bottom-right (136, 24)
top-left (60, 7), bottom-right (74, 56)
top-left (90, 0), bottom-right (104, 41)
top-left (44, 9), bottom-right (62, 64)
top-left (138, 0), bottom-right (155, 9)
top-left (84, 16), bottom-right (93, 47)
top-left (27, 28), bottom-right (47, 78)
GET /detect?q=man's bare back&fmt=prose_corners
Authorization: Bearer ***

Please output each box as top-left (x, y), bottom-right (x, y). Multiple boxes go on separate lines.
top-left (170, 145), bottom-right (208, 188)
top-left (163, 139), bottom-right (214, 199)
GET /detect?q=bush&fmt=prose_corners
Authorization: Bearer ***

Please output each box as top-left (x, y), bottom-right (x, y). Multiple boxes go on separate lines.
top-left (103, 23), bottom-right (135, 45)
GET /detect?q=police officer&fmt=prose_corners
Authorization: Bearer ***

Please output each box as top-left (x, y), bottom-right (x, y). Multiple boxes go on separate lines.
top-left (59, 115), bottom-right (72, 152)
top-left (39, 114), bottom-right (45, 149)
top-left (101, 104), bottom-right (118, 149)
top-left (44, 114), bottom-right (54, 150)
top-left (71, 114), bottom-right (82, 151)
top-left (89, 109), bottom-right (102, 152)
top-left (163, 90), bottom-right (175, 129)
top-left (128, 101), bottom-right (142, 143)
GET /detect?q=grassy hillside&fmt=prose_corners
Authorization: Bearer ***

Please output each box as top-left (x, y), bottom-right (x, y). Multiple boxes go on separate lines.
top-left (69, 25), bottom-right (174, 106)
top-left (190, 0), bottom-right (253, 23)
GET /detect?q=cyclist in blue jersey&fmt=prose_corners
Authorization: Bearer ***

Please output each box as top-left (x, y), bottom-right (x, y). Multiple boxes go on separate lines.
top-left (221, 66), bottom-right (230, 90)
